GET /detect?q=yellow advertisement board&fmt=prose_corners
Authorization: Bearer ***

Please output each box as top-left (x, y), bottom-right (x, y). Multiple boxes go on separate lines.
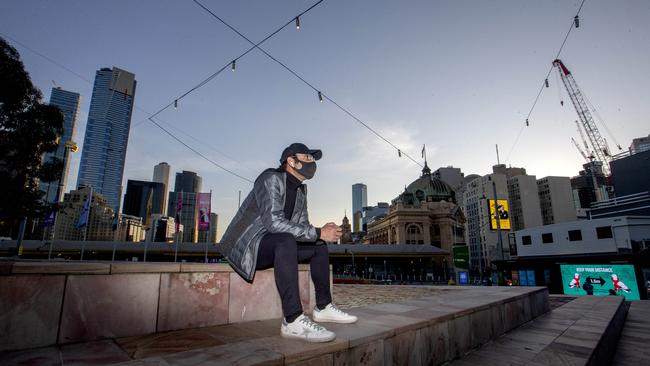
top-left (488, 199), bottom-right (511, 230)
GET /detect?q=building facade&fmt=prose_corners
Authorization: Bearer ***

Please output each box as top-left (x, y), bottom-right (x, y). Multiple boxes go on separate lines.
top-left (54, 186), bottom-right (115, 241)
top-left (366, 163), bottom-right (466, 278)
top-left (507, 175), bottom-right (543, 231)
top-left (629, 134), bottom-right (650, 154)
top-left (464, 172), bottom-right (511, 274)
top-left (116, 214), bottom-right (145, 242)
top-left (339, 214), bottom-right (353, 244)
top-left (77, 67), bottom-right (136, 213)
top-left (352, 183), bottom-right (367, 232)
top-left (537, 176), bottom-right (577, 225)
top-left (122, 180), bottom-right (165, 222)
top-left (153, 162), bottom-right (171, 215)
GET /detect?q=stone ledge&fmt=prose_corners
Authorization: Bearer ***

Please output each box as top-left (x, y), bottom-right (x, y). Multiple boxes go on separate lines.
top-left (451, 295), bottom-right (626, 366)
top-left (110, 263), bottom-right (181, 274)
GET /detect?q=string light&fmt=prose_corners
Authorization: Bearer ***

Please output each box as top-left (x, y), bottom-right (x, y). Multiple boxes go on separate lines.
top-left (193, 0), bottom-right (424, 168)
top-left (318, 91), bottom-right (323, 102)
top-left (545, 78), bottom-right (549, 88)
top-left (174, 99), bottom-right (178, 109)
top-left (231, 60), bottom-right (236, 71)
top-left (295, 16), bottom-right (300, 30)
top-left (505, 0), bottom-right (588, 163)
top-left (398, 149), bottom-right (402, 157)
top-left (526, 118), bottom-right (529, 127)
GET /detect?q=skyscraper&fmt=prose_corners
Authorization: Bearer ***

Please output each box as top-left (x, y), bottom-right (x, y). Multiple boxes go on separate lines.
top-left (122, 180), bottom-right (165, 220)
top-left (352, 183), bottom-right (367, 232)
top-left (174, 170), bottom-right (202, 193)
top-left (39, 87), bottom-right (81, 204)
top-left (77, 67), bottom-right (136, 213)
top-left (168, 171), bottom-right (203, 243)
top-left (153, 162), bottom-right (170, 215)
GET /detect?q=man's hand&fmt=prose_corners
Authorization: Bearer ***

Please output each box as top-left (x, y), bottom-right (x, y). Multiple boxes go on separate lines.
top-left (320, 222), bottom-right (342, 242)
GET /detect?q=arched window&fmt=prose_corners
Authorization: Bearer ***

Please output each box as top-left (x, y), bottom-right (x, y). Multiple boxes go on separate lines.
top-left (406, 224), bottom-right (423, 244)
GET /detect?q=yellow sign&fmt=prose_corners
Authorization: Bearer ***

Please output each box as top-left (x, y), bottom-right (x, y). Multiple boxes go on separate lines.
top-left (488, 199), bottom-right (511, 230)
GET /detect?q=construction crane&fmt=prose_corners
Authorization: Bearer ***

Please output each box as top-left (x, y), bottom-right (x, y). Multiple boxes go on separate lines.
top-left (553, 59), bottom-right (614, 176)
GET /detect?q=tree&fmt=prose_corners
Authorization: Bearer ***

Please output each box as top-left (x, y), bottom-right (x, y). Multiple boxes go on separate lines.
top-left (0, 37), bottom-right (64, 237)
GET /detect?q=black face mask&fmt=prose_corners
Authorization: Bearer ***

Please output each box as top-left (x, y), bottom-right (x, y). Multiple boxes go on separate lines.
top-left (293, 160), bottom-right (317, 180)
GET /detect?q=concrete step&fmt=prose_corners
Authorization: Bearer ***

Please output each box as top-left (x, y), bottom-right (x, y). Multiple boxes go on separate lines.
top-left (0, 286), bottom-right (549, 365)
top-left (450, 295), bottom-right (627, 366)
top-left (613, 300), bottom-right (650, 365)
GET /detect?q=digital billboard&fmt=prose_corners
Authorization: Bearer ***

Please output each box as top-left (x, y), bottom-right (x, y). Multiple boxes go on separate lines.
top-left (488, 199), bottom-right (511, 230)
top-left (560, 264), bottom-right (640, 300)
top-left (453, 246), bottom-right (469, 269)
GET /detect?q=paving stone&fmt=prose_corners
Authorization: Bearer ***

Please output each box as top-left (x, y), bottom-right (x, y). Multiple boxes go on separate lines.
top-left (60, 339), bottom-right (131, 365)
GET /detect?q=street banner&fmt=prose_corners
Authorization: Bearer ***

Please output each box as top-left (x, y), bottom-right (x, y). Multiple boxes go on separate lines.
top-left (198, 192), bottom-right (211, 231)
top-left (560, 264), bottom-right (640, 300)
top-left (43, 211), bottom-right (56, 227)
top-left (175, 191), bottom-right (183, 233)
top-left (76, 189), bottom-right (92, 229)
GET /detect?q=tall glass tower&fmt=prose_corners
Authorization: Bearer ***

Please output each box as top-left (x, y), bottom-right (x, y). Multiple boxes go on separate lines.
top-left (77, 67), bottom-right (136, 213)
top-left (40, 87), bottom-right (81, 204)
top-left (352, 183), bottom-right (367, 232)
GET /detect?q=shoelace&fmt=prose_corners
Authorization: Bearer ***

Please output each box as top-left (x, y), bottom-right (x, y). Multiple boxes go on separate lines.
top-left (299, 316), bottom-right (325, 332)
top-left (328, 304), bottom-right (347, 316)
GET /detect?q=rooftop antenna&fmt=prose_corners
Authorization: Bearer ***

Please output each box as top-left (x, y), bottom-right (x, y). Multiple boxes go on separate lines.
top-left (496, 144), bottom-right (501, 165)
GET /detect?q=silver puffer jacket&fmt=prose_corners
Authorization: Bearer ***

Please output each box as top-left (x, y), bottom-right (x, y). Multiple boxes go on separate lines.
top-left (220, 168), bottom-right (318, 282)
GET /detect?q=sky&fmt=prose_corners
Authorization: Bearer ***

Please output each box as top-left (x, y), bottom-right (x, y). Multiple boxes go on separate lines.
top-left (1, 0), bottom-right (649, 240)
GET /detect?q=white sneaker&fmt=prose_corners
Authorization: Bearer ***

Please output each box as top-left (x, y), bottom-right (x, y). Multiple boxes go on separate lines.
top-left (312, 303), bottom-right (358, 324)
top-left (280, 314), bottom-right (336, 343)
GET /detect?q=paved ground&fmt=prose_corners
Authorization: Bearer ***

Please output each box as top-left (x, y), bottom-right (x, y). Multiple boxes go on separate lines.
top-left (333, 284), bottom-right (575, 310)
top-left (332, 284), bottom-right (448, 309)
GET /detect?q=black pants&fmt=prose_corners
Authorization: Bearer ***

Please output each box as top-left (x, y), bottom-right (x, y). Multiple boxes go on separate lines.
top-left (255, 232), bottom-right (332, 318)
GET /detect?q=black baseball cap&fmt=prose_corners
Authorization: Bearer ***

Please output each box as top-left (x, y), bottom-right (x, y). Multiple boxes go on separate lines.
top-left (280, 143), bottom-right (322, 164)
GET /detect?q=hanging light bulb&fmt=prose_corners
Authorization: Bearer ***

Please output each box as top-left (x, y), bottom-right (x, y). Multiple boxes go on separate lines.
top-left (574, 15), bottom-right (579, 28)
top-left (560, 100), bottom-right (564, 106)
top-left (525, 118), bottom-right (529, 127)
top-left (174, 99), bottom-right (178, 109)
top-left (318, 91), bottom-right (323, 102)
top-left (398, 149), bottom-right (402, 157)
top-left (231, 60), bottom-right (236, 72)
top-left (545, 79), bottom-right (549, 88)
top-left (295, 16), bottom-right (300, 30)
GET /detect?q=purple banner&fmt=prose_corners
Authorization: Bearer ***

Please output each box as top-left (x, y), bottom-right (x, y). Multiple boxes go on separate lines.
top-left (198, 192), bottom-right (211, 231)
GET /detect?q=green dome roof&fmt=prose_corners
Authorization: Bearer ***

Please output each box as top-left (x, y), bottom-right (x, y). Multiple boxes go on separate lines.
top-left (395, 162), bottom-right (456, 204)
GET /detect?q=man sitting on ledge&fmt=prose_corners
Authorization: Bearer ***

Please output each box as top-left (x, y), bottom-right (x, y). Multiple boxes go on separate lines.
top-left (220, 143), bottom-right (358, 343)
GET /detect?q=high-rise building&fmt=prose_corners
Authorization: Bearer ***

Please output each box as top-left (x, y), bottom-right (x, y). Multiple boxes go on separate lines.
top-left (537, 176), bottom-right (577, 225)
top-left (77, 67), bottom-right (136, 214)
top-left (464, 173), bottom-right (510, 273)
top-left (629, 134), bottom-right (650, 155)
top-left (571, 162), bottom-right (610, 208)
top-left (507, 175), bottom-right (543, 231)
top-left (362, 202), bottom-right (389, 231)
top-left (153, 162), bottom-right (171, 215)
top-left (167, 171), bottom-right (203, 243)
top-left (175, 170), bottom-right (202, 193)
top-left (39, 87), bottom-right (81, 204)
top-left (122, 180), bottom-right (165, 222)
top-left (352, 183), bottom-right (367, 232)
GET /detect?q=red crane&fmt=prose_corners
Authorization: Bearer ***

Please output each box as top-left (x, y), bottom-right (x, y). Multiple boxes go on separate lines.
top-left (553, 59), bottom-right (615, 176)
